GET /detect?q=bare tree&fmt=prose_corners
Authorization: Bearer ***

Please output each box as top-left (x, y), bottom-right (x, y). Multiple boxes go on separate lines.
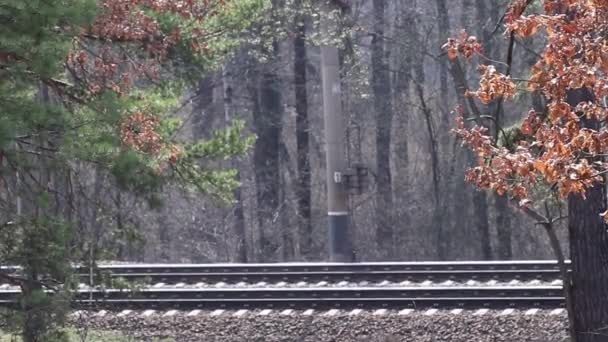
top-left (223, 65), bottom-right (248, 263)
top-left (371, 0), bottom-right (395, 258)
top-left (293, 0), bottom-right (313, 258)
top-left (251, 50), bottom-right (283, 261)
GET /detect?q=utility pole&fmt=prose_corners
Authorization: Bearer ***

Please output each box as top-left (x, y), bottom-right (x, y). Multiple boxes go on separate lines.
top-left (320, 0), bottom-right (352, 261)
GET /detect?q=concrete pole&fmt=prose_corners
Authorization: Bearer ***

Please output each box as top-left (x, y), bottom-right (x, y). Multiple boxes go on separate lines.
top-left (320, 2), bottom-right (352, 262)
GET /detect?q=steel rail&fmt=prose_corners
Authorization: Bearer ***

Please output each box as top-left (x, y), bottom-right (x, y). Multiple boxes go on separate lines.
top-left (0, 286), bottom-right (565, 309)
top-left (65, 260), bottom-right (570, 284)
top-left (1, 261), bottom-right (570, 284)
top-left (97, 269), bottom-right (560, 283)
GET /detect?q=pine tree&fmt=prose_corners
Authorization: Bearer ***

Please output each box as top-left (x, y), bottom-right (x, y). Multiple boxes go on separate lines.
top-left (0, 0), bottom-right (265, 340)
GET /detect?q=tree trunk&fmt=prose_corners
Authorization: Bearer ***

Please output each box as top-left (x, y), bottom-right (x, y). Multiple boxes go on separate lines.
top-left (447, 58), bottom-right (492, 260)
top-left (21, 279), bottom-right (44, 342)
top-left (460, 0), bottom-right (471, 26)
top-left (391, 0), bottom-right (411, 258)
top-left (278, 143), bottom-right (294, 261)
top-left (192, 76), bottom-right (215, 138)
top-left (157, 209), bottom-right (170, 261)
top-left (434, 0), bottom-right (451, 183)
top-left (412, 10), bottom-right (446, 259)
top-left (231, 175), bottom-right (248, 263)
top-left (434, 0), bottom-right (449, 105)
top-left (293, 3), bottom-right (312, 258)
top-left (472, 184), bottom-right (492, 260)
top-left (21, 85), bottom-right (58, 342)
top-left (567, 88), bottom-right (608, 342)
top-left (251, 42), bottom-right (282, 262)
top-left (416, 82), bottom-right (444, 259)
top-left (474, 0), bottom-right (489, 44)
top-left (222, 66), bottom-right (248, 263)
top-left (371, 0), bottom-right (394, 258)
top-left (569, 183), bottom-right (608, 341)
top-left (445, 18), bottom-right (494, 260)
top-left (482, 0), bottom-right (512, 261)
top-left (495, 195), bottom-right (512, 259)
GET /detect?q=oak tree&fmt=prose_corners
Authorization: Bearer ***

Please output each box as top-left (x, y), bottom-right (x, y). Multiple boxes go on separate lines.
top-left (446, 1), bottom-right (608, 340)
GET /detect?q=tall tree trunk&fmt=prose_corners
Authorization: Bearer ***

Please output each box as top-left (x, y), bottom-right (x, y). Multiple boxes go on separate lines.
top-left (461, 0), bottom-right (471, 26)
top-left (115, 190), bottom-right (127, 260)
top-left (251, 42), bottom-right (282, 261)
top-left (475, 0), bottom-right (512, 261)
top-left (472, 182), bottom-right (492, 259)
top-left (371, 0), bottom-right (394, 258)
top-left (569, 184), bottom-right (608, 342)
top-left (447, 58), bottom-right (492, 260)
top-left (567, 88), bottom-right (608, 342)
top-left (90, 168), bottom-right (104, 262)
top-left (432, 0), bottom-right (452, 260)
top-left (411, 7), bottom-right (445, 259)
top-left (21, 85), bottom-right (51, 342)
top-left (485, 0), bottom-right (512, 261)
top-left (192, 76), bottom-right (215, 138)
top-left (435, 0), bottom-right (449, 106)
top-left (278, 143), bottom-right (294, 261)
top-left (416, 83), bottom-right (443, 259)
top-left (391, 0), bottom-right (411, 258)
top-left (495, 196), bottom-right (512, 259)
top-left (448, 0), bottom-right (470, 256)
top-left (293, 3), bottom-right (312, 258)
top-left (475, 0), bottom-right (489, 44)
top-left (21, 269), bottom-right (43, 342)
top-left (157, 209), bottom-right (170, 261)
top-left (453, 2), bottom-right (497, 260)
top-left (222, 66), bottom-right (248, 263)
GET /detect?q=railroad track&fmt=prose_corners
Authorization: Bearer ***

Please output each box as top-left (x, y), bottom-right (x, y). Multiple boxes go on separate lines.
top-left (0, 286), bottom-right (564, 309)
top-left (0, 261), bottom-right (568, 309)
top-left (77, 260), bottom-right (568, 284)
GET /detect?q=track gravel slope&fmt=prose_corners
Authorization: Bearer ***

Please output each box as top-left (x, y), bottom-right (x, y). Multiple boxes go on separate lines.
top-left (78, 310), bottom-right (568, 342)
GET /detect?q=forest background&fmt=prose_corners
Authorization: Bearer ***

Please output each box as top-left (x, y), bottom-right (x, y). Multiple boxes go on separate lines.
top-left (0, 0), bottom-right (562, 268)
top-left (127, 0), bottom-right (560, 263)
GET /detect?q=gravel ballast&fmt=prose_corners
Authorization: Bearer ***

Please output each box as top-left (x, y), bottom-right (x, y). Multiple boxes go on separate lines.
top-left (74, 310), bottom-right (569, 342)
